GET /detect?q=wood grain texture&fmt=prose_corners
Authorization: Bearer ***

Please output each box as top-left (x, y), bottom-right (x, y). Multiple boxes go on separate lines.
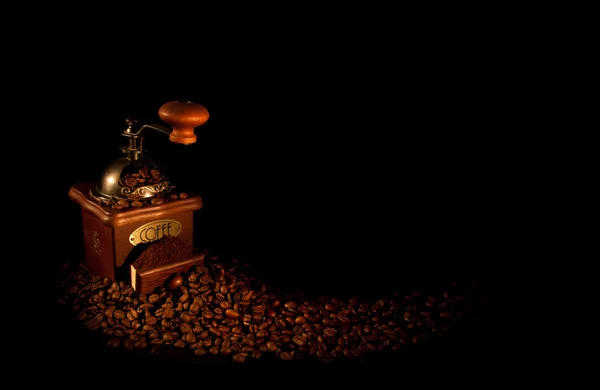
top-left (70, 181), bottom-right (203, 282)
top-left (68, 182), bottom-right (203, 228)
top-left (158, 100), bottom-right (209, 145)
top-left (132, 253), bottom-right (205, 294)
top-left (81, 210), bottom-right (116, 280)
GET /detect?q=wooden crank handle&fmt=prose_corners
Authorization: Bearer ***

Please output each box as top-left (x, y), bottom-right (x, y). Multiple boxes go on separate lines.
top-left (158, 100), bottom-right (210, 145)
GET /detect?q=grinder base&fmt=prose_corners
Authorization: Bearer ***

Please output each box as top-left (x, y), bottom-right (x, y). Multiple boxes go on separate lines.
top-left (69, 181), bottom-right (203, 282)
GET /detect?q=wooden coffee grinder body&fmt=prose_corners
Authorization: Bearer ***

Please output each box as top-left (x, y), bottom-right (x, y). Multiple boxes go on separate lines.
top-left (69, 182), bottom-right (203, 281)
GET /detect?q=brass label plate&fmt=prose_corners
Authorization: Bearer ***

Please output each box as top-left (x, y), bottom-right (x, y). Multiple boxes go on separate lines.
top-left (129, 219), bottom-right (182, 246)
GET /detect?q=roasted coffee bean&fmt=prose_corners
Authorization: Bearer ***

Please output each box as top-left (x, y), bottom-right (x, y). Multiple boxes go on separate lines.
top-left (151, 198), bottom-right (166, 206)
top-left (266, 341), bottom-right (278, 352)
top-left (113, 310), bottom-right (125, 320)
top-left (107, 338), bottom-right (121, 347)
top-left (188, 301), bottom-right (201, 314)
top-left (124, 338), bottom-right (134, 350)
top-left (251, 350), bottom-right (262, 359)
top-left (180, 313), bottom-right (192, 323)
top-left (231, 326), bottom-right (243, 334)
top-left (163, 307), bottom-right (175, 318)
top-left (219, 301), bottom-right (231, 309)
top-left (57, 253), bottom-right (486, 365)
top-left (292, 336), bottom-right (306, 346)
top-left (184, 332), bottom-right (197, 344)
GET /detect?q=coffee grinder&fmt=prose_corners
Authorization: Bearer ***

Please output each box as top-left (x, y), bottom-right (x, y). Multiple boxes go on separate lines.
top-left (68, 100), bottom-right (209, 290)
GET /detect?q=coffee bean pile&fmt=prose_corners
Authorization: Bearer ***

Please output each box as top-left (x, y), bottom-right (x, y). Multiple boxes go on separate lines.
top-left (93, 163), bottom-right (191, 210)
top-left (120, 165), bottom-right (164, 189)
top-left (56, 254), bottom-right (487, 364)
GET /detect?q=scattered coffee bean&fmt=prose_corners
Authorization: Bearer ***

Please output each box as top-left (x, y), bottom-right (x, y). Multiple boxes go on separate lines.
top-left (57, 252), bottom-right (487, 364)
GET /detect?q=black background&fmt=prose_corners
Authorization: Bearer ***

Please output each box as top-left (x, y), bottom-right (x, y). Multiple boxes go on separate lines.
top-left (49, 84), bottom-right (506, 288)
top-left (0, 2), bottom-right (548, 380)
top-left (24, 53), bottom-right (511, 376)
